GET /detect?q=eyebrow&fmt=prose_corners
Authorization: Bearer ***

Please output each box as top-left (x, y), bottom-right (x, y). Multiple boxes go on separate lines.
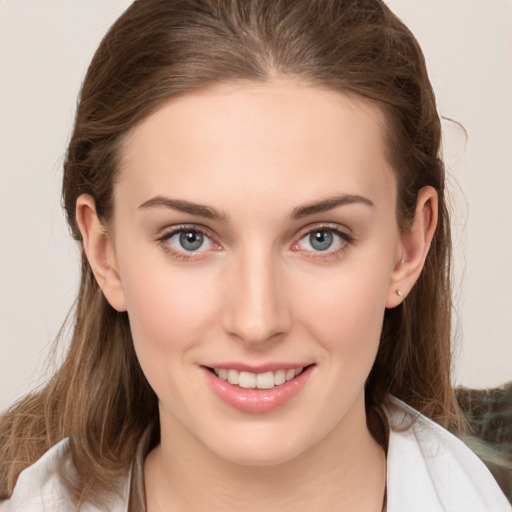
top-left (138, 193), bottom-right (374, 221)
top-left (138, 196), bottom-right (228, 220)
top-left (291, 194), bottom-right (374, 219)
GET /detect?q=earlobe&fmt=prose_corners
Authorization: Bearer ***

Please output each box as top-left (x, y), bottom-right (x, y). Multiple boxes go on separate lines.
top-left (75, 195), bottom-right (127, 312)
top-left (386, 186), bottom-right (438, 308)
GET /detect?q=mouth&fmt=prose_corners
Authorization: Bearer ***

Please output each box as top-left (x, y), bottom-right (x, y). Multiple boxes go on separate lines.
top-left (202, 364), bottom-right (315, 413)
top-left (209, 366), bottom-right (306, 390)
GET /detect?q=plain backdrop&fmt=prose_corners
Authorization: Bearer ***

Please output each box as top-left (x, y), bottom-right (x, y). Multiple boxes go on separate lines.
top-left (1, 0), bottom-right (511, 412)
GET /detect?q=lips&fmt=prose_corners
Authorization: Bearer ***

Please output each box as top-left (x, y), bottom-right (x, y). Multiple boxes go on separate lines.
top-left (202, 364), bottom-right (314, 413)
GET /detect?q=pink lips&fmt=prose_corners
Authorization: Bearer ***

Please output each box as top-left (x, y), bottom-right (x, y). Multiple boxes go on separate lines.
top-left (201, 364), bottom-right (314, 413)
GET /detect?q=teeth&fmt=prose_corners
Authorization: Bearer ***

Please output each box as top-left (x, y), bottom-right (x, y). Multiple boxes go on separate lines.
top-left (238, 371), bottom-right (256, 389)
top-left (256, 371), bottom-right (275, 389)
top-left (213, 367), bottom-right (305, 389)
top-left (227, 369), bottom-right (239, 385)
top-left (274, 369), bottom-right (286, 386)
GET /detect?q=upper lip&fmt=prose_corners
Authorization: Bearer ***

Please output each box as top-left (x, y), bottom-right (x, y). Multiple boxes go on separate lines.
top-left (202, 362), bottom-right (314, 373)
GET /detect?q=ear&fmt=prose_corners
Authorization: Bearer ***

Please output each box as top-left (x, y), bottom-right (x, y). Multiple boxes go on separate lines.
top-left (386, 186), bottom-right (438, 308)
top-left (75, 194), bottom-right (127, 312)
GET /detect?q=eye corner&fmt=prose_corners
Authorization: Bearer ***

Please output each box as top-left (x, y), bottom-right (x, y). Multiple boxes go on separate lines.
top-left (289, 241), bottom-right (301, 252)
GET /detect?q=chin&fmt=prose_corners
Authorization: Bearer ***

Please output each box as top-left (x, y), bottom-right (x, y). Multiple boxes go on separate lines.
top-left (216, 446), bottom-right (301, 467)
top-left (202, 425), bottom-right (314, 467)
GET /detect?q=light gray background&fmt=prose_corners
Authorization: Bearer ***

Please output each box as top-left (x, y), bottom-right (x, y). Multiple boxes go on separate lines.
top-left (1, 0), bottom-right (511, 412)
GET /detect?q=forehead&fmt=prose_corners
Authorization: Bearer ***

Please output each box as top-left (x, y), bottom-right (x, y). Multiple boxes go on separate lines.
top-left (117, 79), bottom-right (396, 213)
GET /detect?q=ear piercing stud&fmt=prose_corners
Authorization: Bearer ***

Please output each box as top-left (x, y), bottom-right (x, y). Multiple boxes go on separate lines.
top-left (396, 289), bottom-right (404, 298)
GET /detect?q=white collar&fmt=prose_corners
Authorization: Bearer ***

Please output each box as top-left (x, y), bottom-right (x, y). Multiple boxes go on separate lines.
top-left (1, 397), bottom-right (510, 512)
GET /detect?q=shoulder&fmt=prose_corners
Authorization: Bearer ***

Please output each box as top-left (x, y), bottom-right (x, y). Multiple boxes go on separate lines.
top-left (384, 396), bottom-right (511, 512)
top-left (0, 439), bottom-right (76, 512)
top-left (0, 439), bottom-right (130, 512)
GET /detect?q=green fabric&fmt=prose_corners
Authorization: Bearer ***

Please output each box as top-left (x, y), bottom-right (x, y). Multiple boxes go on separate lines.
top-left (456, 382), bottom-right (512, 503)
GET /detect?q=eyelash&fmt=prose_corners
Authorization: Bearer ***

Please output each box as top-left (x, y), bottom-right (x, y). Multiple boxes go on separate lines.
top-left (156, 223), bottom-right (355, 261)
top-left (157, 224), bottom-right (218, 261)
top-left (293, 224), bottom-right (355, 260)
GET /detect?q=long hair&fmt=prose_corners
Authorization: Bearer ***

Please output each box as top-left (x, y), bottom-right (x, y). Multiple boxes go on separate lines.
top-left (0, 0), bottom-right (463, 503)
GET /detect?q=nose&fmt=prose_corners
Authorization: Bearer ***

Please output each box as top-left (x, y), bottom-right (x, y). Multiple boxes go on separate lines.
top-left (222, 246), bottom-right (291, 346)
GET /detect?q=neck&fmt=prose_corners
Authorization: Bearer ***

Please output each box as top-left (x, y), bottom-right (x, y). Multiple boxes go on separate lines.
top-left (144, 398), bottom-right (386, 512)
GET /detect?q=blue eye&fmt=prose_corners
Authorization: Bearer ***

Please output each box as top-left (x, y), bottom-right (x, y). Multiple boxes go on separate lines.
top-left (309, 230), bottom-right (334, 251)
top-left (179, 231), bottom-right (204, 251)
top-left (297, 227), bottom-right (350, 253)
top-left (164, 228), bottom-right (214, 253)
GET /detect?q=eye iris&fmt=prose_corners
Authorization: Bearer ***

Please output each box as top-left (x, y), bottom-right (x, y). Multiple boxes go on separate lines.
top-left (179, 231), bottom-right (203, 251)
top-left (310, 230), bottom-right (333, 251)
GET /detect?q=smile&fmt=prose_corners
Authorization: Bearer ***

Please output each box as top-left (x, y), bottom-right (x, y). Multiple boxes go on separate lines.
top-left (213, 367), bottom-right (304, 389)
top-left (203, 364), bottom-right (314, 413)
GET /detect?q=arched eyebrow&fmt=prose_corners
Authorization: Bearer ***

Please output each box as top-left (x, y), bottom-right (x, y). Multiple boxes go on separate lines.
top-left (138, 196), bottom-right (228, 220)
top-left (291, 194), bottom-right (374, 219)
top-left (138, 193), bottom-right (373, 221)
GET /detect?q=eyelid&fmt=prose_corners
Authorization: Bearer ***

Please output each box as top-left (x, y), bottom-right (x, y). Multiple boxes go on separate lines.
top-left (292, 223), bottom-right (355, 254)
top-left (155, 222), bottom-right (354, 260)
top-left (156, 224), bottom-right (221, 258)
top-left (295, 222), bottom-right (354, 242)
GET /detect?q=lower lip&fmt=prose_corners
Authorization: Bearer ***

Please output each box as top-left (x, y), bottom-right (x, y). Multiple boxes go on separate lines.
top-left (201, 366), bottom-right (314, 413)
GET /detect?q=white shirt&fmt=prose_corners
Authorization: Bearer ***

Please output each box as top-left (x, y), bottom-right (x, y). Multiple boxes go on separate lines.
top-left (0, 397), bottom-right (510, 512)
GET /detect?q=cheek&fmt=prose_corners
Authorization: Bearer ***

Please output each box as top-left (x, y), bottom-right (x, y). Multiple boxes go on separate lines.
top-left (296, 272), bottom-right (388, 413)
top-left (120, 263), bottom-right (222, 409)
top-left (118, 251), bottom-right (219, 362)
top-left (295, 256), bottom-right (393, 362)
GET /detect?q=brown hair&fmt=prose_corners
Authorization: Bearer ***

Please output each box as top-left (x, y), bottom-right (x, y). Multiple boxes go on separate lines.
top-left (0, 0), bottom-right (464, 504)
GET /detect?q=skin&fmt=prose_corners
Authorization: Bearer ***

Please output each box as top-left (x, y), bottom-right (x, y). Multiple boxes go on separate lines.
top-left (77, 79), bottom-right (437, 511)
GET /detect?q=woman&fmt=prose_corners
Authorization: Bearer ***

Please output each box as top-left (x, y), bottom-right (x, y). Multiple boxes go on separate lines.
top-left (0, 0), bottom-right (509, 510)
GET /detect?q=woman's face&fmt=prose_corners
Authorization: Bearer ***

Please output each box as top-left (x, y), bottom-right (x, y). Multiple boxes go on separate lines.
top-left (107, 80), bottom-right (404, 464)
